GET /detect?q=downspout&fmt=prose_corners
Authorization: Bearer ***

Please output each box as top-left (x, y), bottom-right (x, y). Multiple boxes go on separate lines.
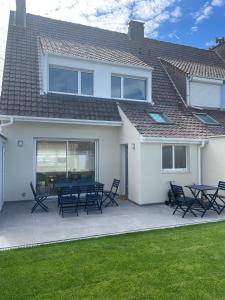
top-left (198, 140), bottom-right (207, 184)
top-left (0, 117), bottom-right (14, 131)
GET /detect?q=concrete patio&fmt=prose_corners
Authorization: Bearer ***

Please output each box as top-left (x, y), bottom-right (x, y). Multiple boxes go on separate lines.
top-left (1, 199), bottom-right (225, 250)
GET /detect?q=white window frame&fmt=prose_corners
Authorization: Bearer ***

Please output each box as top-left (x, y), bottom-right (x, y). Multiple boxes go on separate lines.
top-left (111, 73), bottom-right (147, 101)
top-left (161, 144), bottom-right (189, 173)
top-left (48, 65), bottom-right (94, 96)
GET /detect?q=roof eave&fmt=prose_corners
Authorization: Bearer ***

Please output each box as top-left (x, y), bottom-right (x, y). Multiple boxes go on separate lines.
top-left (43, 51), bottom-right (154, 71)
top-left (0, 115), bottom-right (123, 127)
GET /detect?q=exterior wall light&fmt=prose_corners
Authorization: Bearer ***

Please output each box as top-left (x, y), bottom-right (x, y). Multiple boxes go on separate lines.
top-left (131, 143), bottom-right (135, 150)
top-left (17, 140), bottom-right (24, 147)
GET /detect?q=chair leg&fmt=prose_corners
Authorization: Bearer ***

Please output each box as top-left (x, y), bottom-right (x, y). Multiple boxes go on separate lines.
top-left (182, 206), bottom-right (190, 218)
top-left (173, 205), bottom-right (179, 215)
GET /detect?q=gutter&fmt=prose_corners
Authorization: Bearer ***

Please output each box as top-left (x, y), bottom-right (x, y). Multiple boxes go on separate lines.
top-left (0, 116), bottom-right (14, 131)
top-left (140, 136), bottom-right (207, 145)
top-left (0, 115), bottom-right (122, 127)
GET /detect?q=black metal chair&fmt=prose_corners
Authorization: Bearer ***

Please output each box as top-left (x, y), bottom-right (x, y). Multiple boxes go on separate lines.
top-left (30, 182), bottom-right (49, 213)
top-left (208, 181), bottom-right (225, 214)
top-left (85, 184), bottom-right (104, 214)
top-left (55, 177), bottom-right (70, 207)
top-left (170, 183), bottom-right (199, 218)
top-left (102, 179), bottom-right (120, 207)
top-left (58, 186), bottom-right (80, 217)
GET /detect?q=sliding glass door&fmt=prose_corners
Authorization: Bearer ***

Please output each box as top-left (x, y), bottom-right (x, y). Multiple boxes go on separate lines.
top-left (36, 140), bottom-right (96, 191)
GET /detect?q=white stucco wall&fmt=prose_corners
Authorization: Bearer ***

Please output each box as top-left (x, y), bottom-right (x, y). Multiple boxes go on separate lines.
top-left (202, 137), bottom-right (225, 186)
top-left (0, 137), bottom-right (5, 210)
top-left (2, 122), bottom-right (120, 202)
top-left (189, 80), bottom-right (221, 108)
top-left (119, 108), bottom-right (141, 204)
top-left (140, 143), bottom-right (199, 204)
top-left (44, 55), bottom-right (152, 102)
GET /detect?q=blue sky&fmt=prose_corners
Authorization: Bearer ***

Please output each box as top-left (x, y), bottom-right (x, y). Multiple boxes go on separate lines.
top-left (159, 0), bottom-right (224, 48)
top-left (0, 0), bottom-right (224, 87)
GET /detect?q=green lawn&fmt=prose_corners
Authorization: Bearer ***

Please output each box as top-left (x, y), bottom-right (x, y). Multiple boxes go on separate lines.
top-left (1, 222), bottom-right (225, 300)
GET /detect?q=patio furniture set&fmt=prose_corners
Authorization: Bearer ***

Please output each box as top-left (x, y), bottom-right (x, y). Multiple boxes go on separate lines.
top-left (30, 179), bottom-right (120, 217)
top-left (170, 181), bottom-right (225, 218)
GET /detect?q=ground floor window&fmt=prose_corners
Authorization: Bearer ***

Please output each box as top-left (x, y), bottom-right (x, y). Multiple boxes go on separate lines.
top-left (36, 140), bottom-right (96, 191)
top-left (162, 145), bottom-right (188, 171)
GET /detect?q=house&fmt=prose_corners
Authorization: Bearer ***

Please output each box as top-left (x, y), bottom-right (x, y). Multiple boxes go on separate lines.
top-left (1, 0), bottom-right (225, 211)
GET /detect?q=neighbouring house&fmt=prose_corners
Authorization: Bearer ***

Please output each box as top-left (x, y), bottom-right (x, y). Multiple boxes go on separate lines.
top-left (1, 0), bottom-right (225, 210)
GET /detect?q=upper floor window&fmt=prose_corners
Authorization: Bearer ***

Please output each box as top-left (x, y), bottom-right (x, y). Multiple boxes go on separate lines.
top-left (193, 113), bottom-right (219, 125)
top-left (49, 66), bottom-right (93, 96)
top-left (111, 75), bottom-right (146, 100)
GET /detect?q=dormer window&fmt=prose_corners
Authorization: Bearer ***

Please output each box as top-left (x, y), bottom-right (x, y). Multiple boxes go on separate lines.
top-left (49, 65), bottom-right (93, 96)
top-left (193, 113), bottom-right (219, 125)
top-left (111, 75), bottom-right (147, 100)
top-left (149, 112), bottom-right (170, 123)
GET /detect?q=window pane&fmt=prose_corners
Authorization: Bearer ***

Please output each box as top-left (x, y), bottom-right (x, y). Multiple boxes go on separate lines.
top-left (81, 72), bottom-right (93, 95)
top-left (175, 146), bottom-right (186, 169)
top-left (111, 76), bottom-right (121, 98)
top-left (124, 77), bottom-right (146, 100)
top-left (162, 146), bottom-right (173, 169)
top-left (36, 141), bottom-right (67, 192)
top-left (194, 113), bottom-right (218, 125)
top-left (49, 67), bottom-right (78, 93)
top-left (149, 113), bottom-right (168, 123)
top-left (68, 142), bottom-right (95, 181)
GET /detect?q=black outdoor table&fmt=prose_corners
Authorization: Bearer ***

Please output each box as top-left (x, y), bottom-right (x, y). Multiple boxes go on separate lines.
top-left (55, 180), bottom-right (104, 209)
top-left (185, 184), bottom-right (218, 217)
top-left (55, 180), bottom-right (101, 189)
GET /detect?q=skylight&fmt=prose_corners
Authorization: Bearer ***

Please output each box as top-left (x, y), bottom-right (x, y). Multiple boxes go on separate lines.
top-left (193, 113), bottom-right (219, 125)
top-left (149, 112), bottom-right (170, 123)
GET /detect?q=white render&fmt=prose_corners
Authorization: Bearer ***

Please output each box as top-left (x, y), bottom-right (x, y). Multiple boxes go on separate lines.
top-left (119, 108), bottom-right (200, 204)
top-left (42, 55), bottom-right (153, 102)
top-left (0, 137), bottom-right (5, 210)
top-left (1, 121), bottom-right (120, 202)
top-left (202, 137), bottom-right (225, 186)
top-left (189, 78), bottom-right (222, 108)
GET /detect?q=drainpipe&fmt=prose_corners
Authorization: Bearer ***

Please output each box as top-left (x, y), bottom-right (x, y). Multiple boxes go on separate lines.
top-left (198, 140), bottom-right (207, 184)
top-left (0, 117), bottom-right (14, 131)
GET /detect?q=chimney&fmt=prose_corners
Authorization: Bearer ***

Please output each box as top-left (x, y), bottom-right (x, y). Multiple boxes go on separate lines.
top-left (15, 0), bottom-right (26, 27)
top-left (128, 20), bottom-right (144, 41)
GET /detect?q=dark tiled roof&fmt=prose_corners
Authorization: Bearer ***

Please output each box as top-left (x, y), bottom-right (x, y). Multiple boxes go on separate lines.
top-left (119, 101), bottom-right (225, 139)
top-left (1, 12), bottom-right (225, 137)
top-left (160, 57), bottom-right (225, 80)
top-left (40, 36), bottom-right (150, 68)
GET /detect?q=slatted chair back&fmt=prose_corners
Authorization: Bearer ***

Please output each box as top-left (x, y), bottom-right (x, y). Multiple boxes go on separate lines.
top-left (30, 182), bottom-right (37, 198)
top-left (170, 183), bottom-right (185, 200)
top-left (71, 185), bottom-right (80, 197)
top-left (110, 179), bottom-right (120, 195)
top-left (218, 181), bottom-right (225, 191)
top-left (59, 186), bottom-right (72, 198)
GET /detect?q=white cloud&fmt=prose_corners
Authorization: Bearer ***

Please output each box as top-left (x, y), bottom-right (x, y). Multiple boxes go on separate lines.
top-left (191, 26), bottom-right (198, 32)
top-left (193, 0), bottom-right (225, 24)
top-left (211, 0), bottom-right (225, 6)
top-left (168, 31), bottom-right (180, 40)
top-left (205, 39), bottom-right (215, 47)
top-left (0, 0), bottom-right (182, 88)
top-left (193, 3), bottom-right (213, 24)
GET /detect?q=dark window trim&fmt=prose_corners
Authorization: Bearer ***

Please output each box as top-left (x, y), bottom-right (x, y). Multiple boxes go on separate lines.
top-left (193, 112), bottom-right (220, 126)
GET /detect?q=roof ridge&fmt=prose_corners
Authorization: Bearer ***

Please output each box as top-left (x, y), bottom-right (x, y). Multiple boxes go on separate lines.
top-left (11, 11), bottom-right (220, 54)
